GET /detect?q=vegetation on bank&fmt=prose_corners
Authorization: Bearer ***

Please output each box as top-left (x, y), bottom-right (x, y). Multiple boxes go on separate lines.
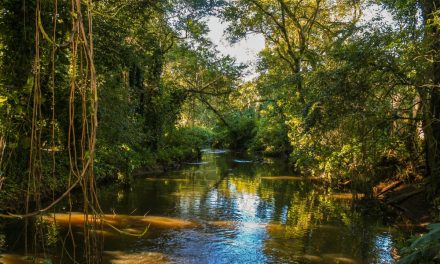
top-left (0, 0), bottom-right (439, 205)
top-left (0, 0), bottom-right (440, 262)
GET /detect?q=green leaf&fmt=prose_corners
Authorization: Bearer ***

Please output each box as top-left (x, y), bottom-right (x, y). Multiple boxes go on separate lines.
top-left (411, 224), bottom-right (440, 248)
top-left (0, 96), bottom-right (7, 105)
top-left (427, 223), bottom-right (440, 231)
top-left (397, 244), bottom-right (440, 264)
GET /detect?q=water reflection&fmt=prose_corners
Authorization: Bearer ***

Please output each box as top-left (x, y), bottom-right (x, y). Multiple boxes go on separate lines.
top-left (103, 251), bottom-right (169, 264)
top-left (0, 151), bottom-right (397, 263)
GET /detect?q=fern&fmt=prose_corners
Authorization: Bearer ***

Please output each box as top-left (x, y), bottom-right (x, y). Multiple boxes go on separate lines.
top-left (397, 223), bottom-right (440, 264)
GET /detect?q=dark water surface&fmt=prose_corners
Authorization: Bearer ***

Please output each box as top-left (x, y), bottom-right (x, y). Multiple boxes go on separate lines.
top-left (1, 150), bottom-right (400, 263)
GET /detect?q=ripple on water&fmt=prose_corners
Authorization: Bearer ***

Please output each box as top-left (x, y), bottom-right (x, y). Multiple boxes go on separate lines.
top-left (372, 232), bottom-right (394, 264)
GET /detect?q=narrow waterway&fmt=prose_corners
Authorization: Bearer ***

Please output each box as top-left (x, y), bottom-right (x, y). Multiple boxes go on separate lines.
top-left (1, 150), bottom-right (401, 263)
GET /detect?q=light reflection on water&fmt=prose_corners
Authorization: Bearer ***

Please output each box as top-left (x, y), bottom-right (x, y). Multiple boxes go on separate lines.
top-left (0, 151), bottom-right (399, 263)
top-left (373, 233), bottom-right (394, 264)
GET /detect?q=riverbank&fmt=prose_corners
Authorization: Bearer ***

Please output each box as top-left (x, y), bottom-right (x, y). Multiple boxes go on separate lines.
top-left (377, 181), bottom-right (432, 224)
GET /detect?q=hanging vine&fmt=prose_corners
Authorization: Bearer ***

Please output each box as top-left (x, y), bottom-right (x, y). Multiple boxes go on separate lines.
top-left (0, 0), bottom-right (102, 262)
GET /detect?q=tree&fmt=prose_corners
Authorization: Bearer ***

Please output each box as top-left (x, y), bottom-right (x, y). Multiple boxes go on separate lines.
top-left (163, 44), bottom-right (243, 128)
top-left (421, 0), bottom-right (440, 188)
top-left (381, 0), bottom-right (440, 189)
top-left (223, 0), bottom-right (360, 105)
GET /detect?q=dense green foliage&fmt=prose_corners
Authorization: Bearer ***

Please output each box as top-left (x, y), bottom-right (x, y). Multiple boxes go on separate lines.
top-left (217, 0), bottom-right (440, 194)
top-left (0, 0), bottom-right (440, 262)
top-left (0, 0), bottom-right (439, 201)
top-left (0, 0), bottom-right (239, 206)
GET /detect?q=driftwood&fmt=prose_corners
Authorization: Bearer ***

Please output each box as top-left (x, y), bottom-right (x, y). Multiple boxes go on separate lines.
top-left (339, 180), bottom-right (352, 187)
top-left (376, 180), bottom-right (403, 197)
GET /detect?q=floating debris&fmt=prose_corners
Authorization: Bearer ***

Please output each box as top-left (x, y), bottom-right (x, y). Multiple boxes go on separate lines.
top-left (186, 161), bottom-right (209, 165)
top-left (233, 159), bottom-right (253, 163)
top-left (201, 149), bottom-right (228, 154)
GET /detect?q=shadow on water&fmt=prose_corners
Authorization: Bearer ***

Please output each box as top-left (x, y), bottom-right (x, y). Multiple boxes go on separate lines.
top-left (0, 150), bottom-right (403, 263)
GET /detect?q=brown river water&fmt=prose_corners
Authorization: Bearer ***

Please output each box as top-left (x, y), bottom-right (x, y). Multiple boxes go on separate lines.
top-left (0, 150), bottom-right (403, 263)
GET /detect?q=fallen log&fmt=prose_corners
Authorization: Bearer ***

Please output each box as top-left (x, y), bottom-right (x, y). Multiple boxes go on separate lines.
top-left (386, 188), bottom-right (424, 204)
top-left (376, 180), bottom-right (403, 198)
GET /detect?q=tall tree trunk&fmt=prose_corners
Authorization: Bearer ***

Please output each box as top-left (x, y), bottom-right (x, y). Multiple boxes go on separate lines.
top-left (422, 0), bottom-right (440, 189)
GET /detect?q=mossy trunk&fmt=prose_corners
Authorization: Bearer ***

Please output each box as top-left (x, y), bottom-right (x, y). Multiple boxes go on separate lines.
top-left (422, 0), bottom-right (440, 190)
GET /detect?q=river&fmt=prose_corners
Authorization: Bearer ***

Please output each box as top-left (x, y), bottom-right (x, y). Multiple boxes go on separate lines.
top-left (0, 150), bottom-right (402, 263)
